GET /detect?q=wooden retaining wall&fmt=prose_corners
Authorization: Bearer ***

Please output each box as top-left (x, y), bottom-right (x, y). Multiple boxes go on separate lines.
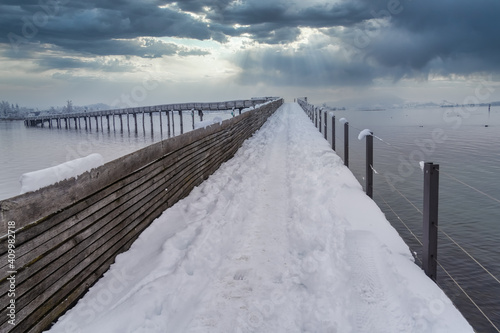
top-left (0, 98), bottom-right (283, 332)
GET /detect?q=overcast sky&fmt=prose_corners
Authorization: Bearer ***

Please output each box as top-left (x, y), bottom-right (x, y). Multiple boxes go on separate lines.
top-left (1, 0), bottom-right (499, 108)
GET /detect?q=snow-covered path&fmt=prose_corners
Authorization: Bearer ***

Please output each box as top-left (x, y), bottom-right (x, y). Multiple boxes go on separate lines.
top-left (49, 103), bottom-right (472, 333)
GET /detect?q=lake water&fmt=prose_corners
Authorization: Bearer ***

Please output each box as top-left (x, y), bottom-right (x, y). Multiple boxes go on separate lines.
top-left (1, 104), bottom-right (499, 331)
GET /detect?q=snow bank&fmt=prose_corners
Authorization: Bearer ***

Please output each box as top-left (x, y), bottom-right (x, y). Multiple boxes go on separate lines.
top-left (47, 104), bottom-right (472, 333)
top-left (194, 116), bottom-right (224, 129)
top-left (358, 128), bottom-right (373, 140)
top-left (20, 153), bottom-right (104, 194)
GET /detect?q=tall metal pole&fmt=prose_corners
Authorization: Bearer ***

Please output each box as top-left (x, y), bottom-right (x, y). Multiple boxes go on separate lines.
top-left (324, 111), bottom-right (327, 140)
top-left (331, 115), bottom-right (335, 151)
top-left (366, 132), bottom-right (374, 198)
top-left (423, 162), bottom-right (439, 282)
top-left (344, 122), bottom-right (349, 167)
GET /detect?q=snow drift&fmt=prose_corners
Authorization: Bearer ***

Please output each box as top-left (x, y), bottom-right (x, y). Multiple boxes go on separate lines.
top-left (20, 153), bottom-right (104, 194)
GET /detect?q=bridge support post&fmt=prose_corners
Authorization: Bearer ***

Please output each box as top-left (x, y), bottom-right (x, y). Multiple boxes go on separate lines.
top-left (150, 112), bottom-right (154, 136)
top-left (191, 109), bottom-right (195, 130)
top-left (106, 115), bottom-right (110, 131)
top-left (179, 110), bottom-right (184, 134)
top-left (120, 114), bottom-right (123, 132)
top-left (159, 110), bottom-right (163, 134)
top-left (133, 113), bottom-right (137, 133)
top-left (423, 162), bottom-right (439, 282)
top-left (171, 110), bottom-right (175, 136)
top-left (165, 110), bottom-right (171, 138)
top-left (141, 110), bottom-right (145, 134)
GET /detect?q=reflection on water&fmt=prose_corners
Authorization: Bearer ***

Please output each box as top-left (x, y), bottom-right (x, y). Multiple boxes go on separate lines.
top-left (329, 106), bottom-right (500, 332)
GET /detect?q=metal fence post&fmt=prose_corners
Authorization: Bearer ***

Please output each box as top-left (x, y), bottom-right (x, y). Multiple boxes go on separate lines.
top-left (366, 132), bottom-right (374, 198)
top-left (315, 107), bottom-right (318, 128)
top-left (319, 108), bottom-right (322, 131)
top-left (344, 122), bottom-right (349, 167)
top-left (331, 115), bottom-right (335, 151)
top-left (423, 162), bottom-right (439, 282)
top-left (324, 111), bottom-right (327, 140)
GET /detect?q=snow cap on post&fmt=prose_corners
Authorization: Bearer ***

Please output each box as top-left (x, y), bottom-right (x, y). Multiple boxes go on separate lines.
top-left (339, 117), bottom-right (348, 124)
top-left (358, 129), bottom-right (373, 140)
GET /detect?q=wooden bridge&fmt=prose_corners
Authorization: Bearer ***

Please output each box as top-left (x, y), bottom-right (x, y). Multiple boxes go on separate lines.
top-left (24, 97), bottom-right (278, 134)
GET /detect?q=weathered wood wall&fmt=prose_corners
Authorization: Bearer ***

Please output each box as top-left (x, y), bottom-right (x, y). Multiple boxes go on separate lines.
top-left (0, 98), bottom-right (283, 332)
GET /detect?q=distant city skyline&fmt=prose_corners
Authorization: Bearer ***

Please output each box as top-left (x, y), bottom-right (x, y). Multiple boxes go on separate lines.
top-left (1, 0), bottom-right (499, 108)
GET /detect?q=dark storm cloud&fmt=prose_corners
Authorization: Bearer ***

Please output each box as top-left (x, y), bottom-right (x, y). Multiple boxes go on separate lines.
top-left (0, 0), bottom-right (373, 56)
top-left (350, 0), bottom-right (500, 76)
top-left (1, 0), bottom-right (499, 84)
top-left (41, 38), bottom-right (209, 59)
top-left (0, 0), bottom-right (213, 55)
top-left (35, 56), bottom-right (136, 72)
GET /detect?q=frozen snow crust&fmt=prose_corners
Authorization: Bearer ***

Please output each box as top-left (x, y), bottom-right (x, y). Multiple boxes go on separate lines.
top-left (48, 103), bottom-right (472, 333)
top-left (20, 153), bottom-right (104, 194)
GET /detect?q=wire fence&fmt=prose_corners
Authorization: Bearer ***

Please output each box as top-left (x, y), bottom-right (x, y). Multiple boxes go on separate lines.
top-left (297, 98), bottom-right (500, 332)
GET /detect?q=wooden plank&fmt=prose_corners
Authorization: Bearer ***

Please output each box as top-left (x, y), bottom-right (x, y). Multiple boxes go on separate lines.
top-left (10, 174), bottom-right (169, 316)
top-left (7, 185), bottom-right (171, 332)
top-left (3, 163), bottom-right (179, 326)
top-left (0, 167), bottom-right (170, 309)
top-left (26, 188), bottom-right (175, 333)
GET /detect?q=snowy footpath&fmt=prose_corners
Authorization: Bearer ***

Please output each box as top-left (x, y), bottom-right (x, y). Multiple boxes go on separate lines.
top-left (48, 103), bottom-right (472, 333)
